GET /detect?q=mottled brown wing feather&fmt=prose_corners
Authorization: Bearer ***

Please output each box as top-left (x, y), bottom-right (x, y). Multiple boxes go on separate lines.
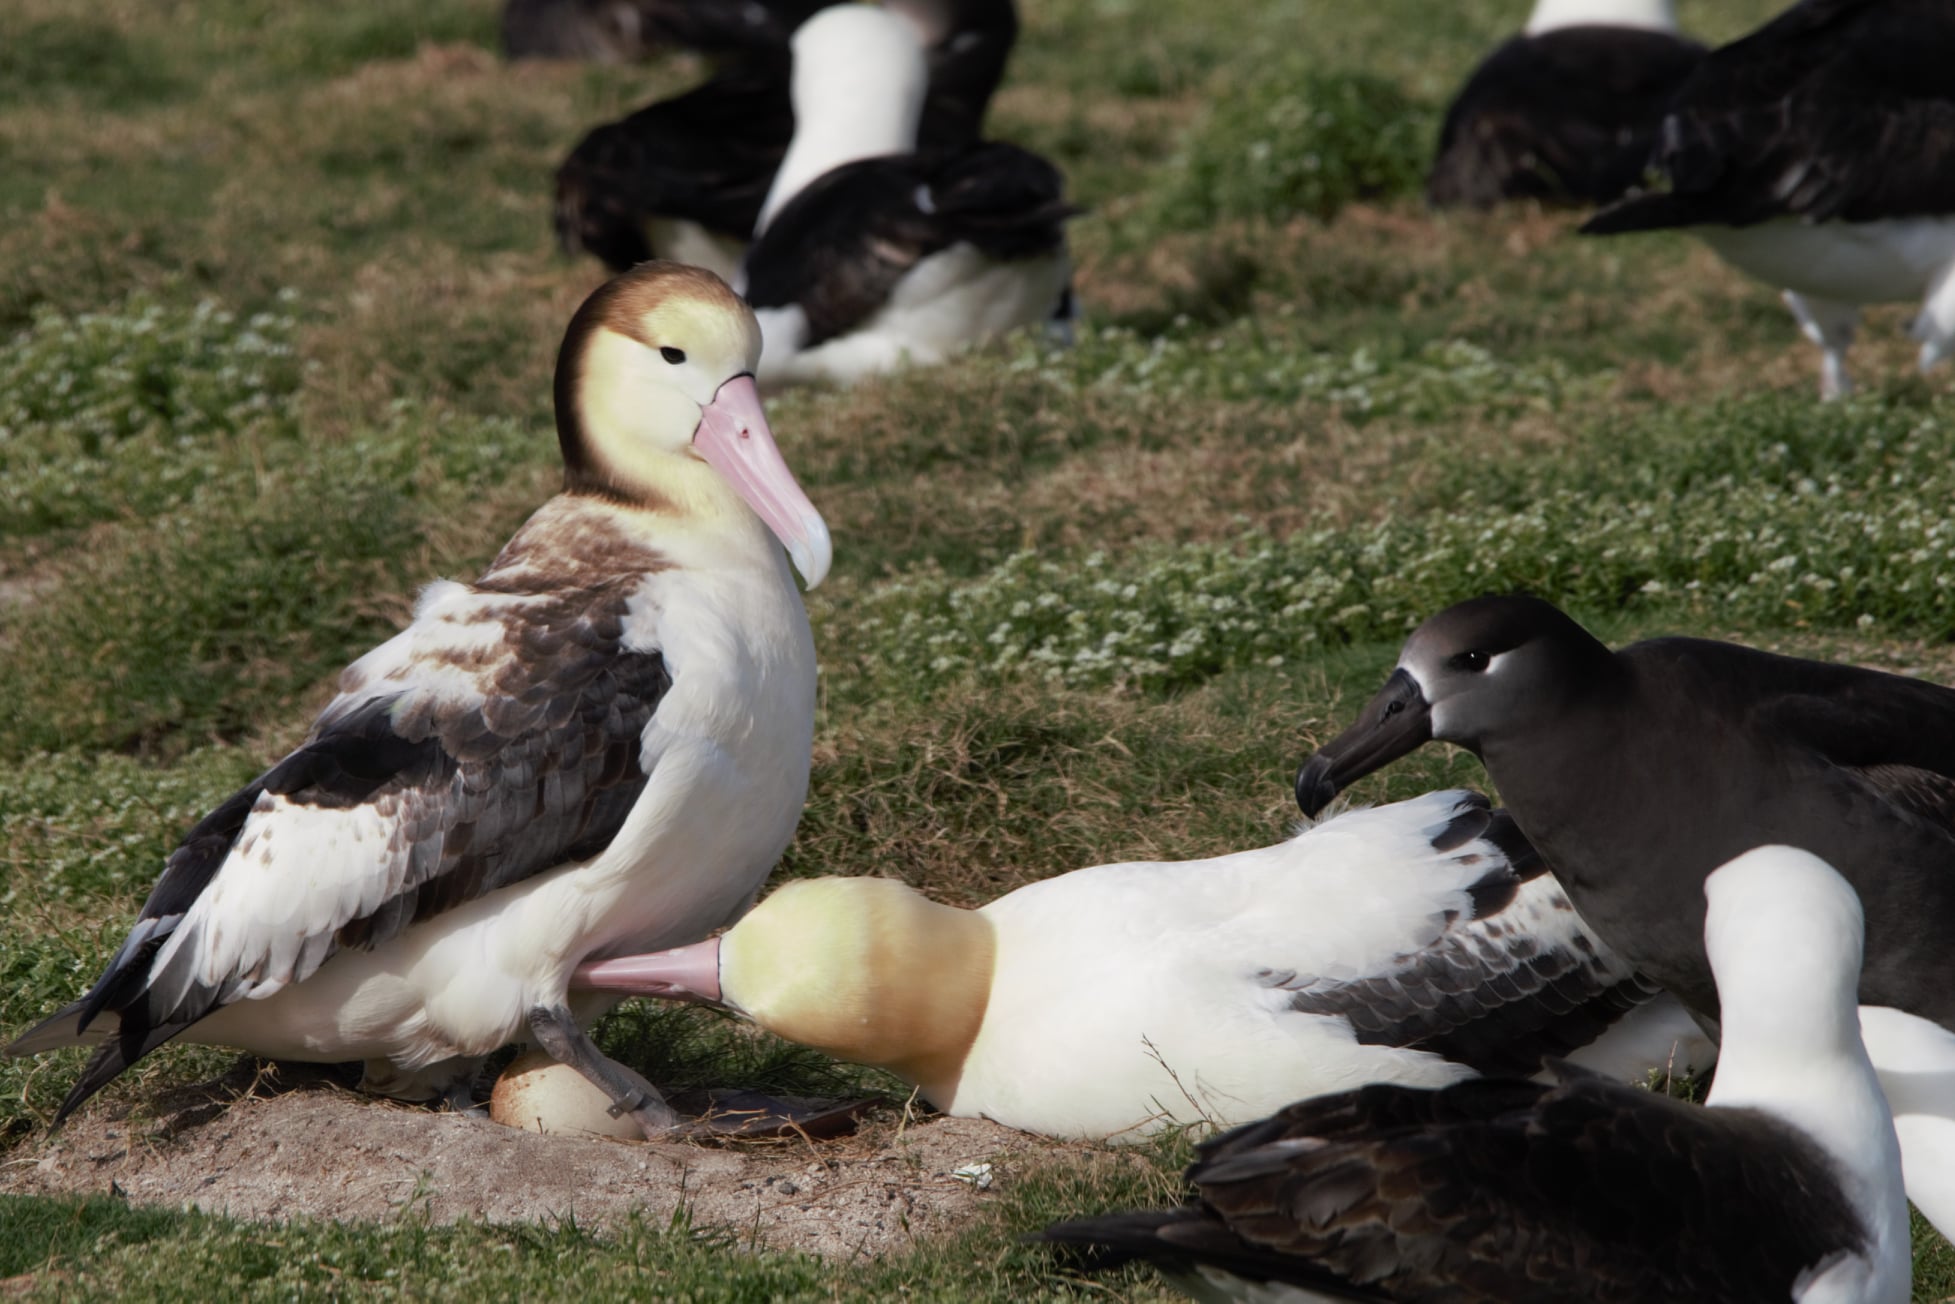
top-left (49, 574), bottom-right (669, 1125)
top-left (1174, 1072), bottom-right (1865, 1303)
top-left (1045, 1071), bottom-right (1867, 1303)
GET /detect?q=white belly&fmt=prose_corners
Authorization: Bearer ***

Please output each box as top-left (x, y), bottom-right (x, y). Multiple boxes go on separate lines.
top-left (756, 244), bottom-right (1072, 389)
top-left (1699, 217), bottom-right (1955, 305)
top-left (191, 559), bottom-right (816, 1094)
top-left (186, 735), bottom-right (787, 1082)
top-left (947, 945), bottom-right (1472, 1140)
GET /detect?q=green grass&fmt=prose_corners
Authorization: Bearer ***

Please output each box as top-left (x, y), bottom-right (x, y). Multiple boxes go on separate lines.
top-left (5, 0), bottom-right (1954, 1296)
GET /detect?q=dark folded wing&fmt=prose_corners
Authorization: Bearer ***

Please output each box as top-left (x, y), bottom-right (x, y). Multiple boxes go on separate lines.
top-left (1053, 1071), bottom-right (1865, 1303)
top-left (553, 60), bottom-right (793, 268)
top-left (31, 576), bottom-right (669, 1121)
top-left (915, 0), bottom-right (1021, 151)
top-left (1278, 859), bottom-right (1658, 1078)
top-left (741, 142), bottom-right (1074, 346)
top-left (1584, 0), bottom-right (1955, 232)
top-left (1427, 28), bottom-right (1704, 209)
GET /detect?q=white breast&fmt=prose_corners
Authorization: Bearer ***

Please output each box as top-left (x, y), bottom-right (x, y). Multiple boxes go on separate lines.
top-left (189, 546), bottom-right (816, 1091)
top-left (948, 827), bottom-right (1493, 1138)
top-left (1700, 218), bottom-right (1955, 305)
top-left (756, 244), bottom-right (1072, 390)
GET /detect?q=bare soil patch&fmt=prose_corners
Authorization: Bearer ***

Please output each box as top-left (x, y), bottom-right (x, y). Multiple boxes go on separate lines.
top-left (0, 1066), bottom-right (1050, 1261)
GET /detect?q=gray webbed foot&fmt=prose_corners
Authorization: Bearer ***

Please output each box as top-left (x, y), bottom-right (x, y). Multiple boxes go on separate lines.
top-left (526, 1004), bottom-right (683, 1138)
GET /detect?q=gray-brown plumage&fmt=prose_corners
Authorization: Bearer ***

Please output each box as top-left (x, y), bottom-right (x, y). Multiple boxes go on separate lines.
top-left (26, 499), bottom-right (673, 1125)
top-left (1582, 0), bottom-right (1955, 234)
top-left (1041, 1066), bottom-right (1873, 1303)
top-left (1295, 594), bottom-right (1955, 1032)
top-left (1427, 25), bottom-right (1704, 209)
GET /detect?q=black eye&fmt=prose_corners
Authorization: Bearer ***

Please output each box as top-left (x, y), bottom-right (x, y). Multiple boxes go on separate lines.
top-left (659, 346), bottom-right (686, 365)
top-left (1449, 650), bottom-right (1490, 673)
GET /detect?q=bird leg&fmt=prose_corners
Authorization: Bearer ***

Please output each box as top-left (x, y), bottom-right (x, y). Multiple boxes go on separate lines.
top-left (1910, 264), bottom-right (1955, 376)
top-left (440, 1078), bottom-right (490, 1120)
top-left (525, 1004), bottom-right (682, 1138)
top-left (1783, 291), bottom-right (1859, 400)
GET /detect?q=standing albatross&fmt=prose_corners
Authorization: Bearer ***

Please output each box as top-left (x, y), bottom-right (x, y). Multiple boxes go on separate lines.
top-left (1579, 0), bottom-right (1955, 398)
top-left (5, 262), bottom-right (831, 1138)
top-left (1039, 848), bottom-right (1910, 1304)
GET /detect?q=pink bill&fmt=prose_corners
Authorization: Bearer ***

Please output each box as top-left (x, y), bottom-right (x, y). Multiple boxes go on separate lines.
top-left (572, 939), bottom-right (724, 1004)
top-left (692, 375), bottom-right (832, 587)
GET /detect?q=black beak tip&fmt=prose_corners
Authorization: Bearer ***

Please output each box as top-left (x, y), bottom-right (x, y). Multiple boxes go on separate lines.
top-left (1295, 755), bottom-right (1337, 817)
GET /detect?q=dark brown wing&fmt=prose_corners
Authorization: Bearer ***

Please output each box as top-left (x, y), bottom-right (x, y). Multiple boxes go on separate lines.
top-left (913, 0), bottom-right (1020, 151)
top-left (553, 59), bottom-right (793, 269)
top-left (1044, 1069), bottom-right (1869, 1303)
top-left (1584, 0), bottom-right (1955, 232)
top-left (27, 576), bottom-right (669, 1124)
top-left (741, 142), bottom-right (1074, 346)
top-left (1427, 27), bottom-right (1705, 209)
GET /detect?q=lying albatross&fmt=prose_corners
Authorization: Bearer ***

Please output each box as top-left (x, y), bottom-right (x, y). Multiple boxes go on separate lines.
top-left (5, 262), bottom-right (831, 1137)
top-left (1039, 847), bottom-right (1910, 1304)
top-left (1294, 591), bottom-right (1955, 1231)
top-left (553, 0), bottom-right (1023, 280)
top-left (737, 3), bottom-right (1076, 390)
top-left (572, 789), bottom-right (1710, 1140)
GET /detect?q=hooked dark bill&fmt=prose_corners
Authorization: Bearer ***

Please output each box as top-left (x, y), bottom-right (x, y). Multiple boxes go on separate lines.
top-left (1296, 667), bottom-right (1433, 816)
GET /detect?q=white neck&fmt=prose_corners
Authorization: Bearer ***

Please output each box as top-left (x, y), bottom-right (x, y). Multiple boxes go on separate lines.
top-left (1701, 851), bottom-right (1908, 1302)
top-left (1524, 0), bottom-right (1676, 35)
top-left (1708, 1029), bottom-right (1908, 1303)
top-left (754, 7), bottom-right (929, 234)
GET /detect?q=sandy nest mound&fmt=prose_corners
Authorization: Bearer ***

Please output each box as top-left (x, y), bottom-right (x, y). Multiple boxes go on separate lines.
top-left (0, 1065), bottom-right (1061, 1260)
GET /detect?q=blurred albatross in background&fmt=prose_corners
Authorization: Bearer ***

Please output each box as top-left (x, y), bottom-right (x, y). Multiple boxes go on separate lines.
top-left (1427, 0), bottom-right (1704, 210)
top-left (1581, 0), bottom-right (1955, 397)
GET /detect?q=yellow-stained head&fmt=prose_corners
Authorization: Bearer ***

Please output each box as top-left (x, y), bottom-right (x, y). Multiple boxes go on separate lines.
top-left (552, 262), bottom-right (830, 584)
top-left (722, 877), bottom-right (996, 1100)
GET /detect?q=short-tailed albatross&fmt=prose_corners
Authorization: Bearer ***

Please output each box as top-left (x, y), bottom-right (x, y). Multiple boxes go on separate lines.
top-left (6, 262), bottom-right (831, 1138)
top-left (571, 789), bottom-right (1711, 1140)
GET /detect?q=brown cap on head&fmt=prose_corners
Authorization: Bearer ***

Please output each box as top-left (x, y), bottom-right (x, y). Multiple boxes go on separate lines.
top-left (552, 262), bottom-right (755, 490)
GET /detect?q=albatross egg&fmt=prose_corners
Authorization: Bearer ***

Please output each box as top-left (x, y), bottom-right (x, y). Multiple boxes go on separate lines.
top-left (488, 1048), bottom-right (654, 1140)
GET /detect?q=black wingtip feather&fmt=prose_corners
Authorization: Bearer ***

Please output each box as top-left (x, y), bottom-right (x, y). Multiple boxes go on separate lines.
top-left (1032, 1210), bottom-right (1181, 1266)
top-left (1481, 809), bottom-right (1546, 881)
top-left (1035, 1210), bottom-right (1391, 1301)
top-left (1427, 792), bottom-right (1493, 852)
top-left (50, 1017), bottom-right (185, 1129)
